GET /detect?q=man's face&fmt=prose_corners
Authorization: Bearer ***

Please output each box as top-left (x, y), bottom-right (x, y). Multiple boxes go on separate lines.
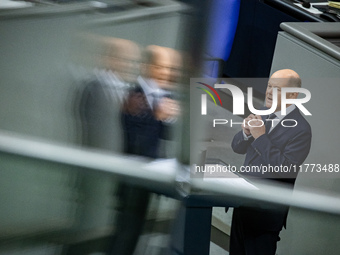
top-left (147, 50), bottom-right (172, 89)
top-left (104, 40), bottom-right (140, 83)
top-left (265, 77), bottom-right (295, 112)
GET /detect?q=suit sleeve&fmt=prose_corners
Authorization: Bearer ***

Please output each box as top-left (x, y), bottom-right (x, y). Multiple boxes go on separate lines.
top-left (250, 130), bottom-right (312, 178)
top-left (231, 130), bottom-right (254, 154)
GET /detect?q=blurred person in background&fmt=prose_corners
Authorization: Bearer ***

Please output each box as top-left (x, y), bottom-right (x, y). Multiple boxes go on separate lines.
top-left (74, 36), bottom-right (145, 254)
top-left (78, 36), bottom-right (141, 152)
top-left (109, 45), bottom-right (182, 255)
top-left (121, 45), bottom-right (180, 158)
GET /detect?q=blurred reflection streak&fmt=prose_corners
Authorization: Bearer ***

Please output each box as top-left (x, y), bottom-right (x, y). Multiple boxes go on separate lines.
top-left (168, 47), bottom-right (183, 87)
top-left (71, 35), bottom-right (144, 255)
top-left (121, 45), bottom-right (181, 158)
top-left (72, 37), bottom-right (184, 254)
top-left (110, 45), bottom-right (183, 255)
top-left (76, 34), bottom-right (141, 152)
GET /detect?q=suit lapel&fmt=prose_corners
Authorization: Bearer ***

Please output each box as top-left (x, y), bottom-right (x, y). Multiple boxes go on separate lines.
top-left (246, 108), bottom-right (301, 164)
top-left (267, 108), bottom-right (301, 139)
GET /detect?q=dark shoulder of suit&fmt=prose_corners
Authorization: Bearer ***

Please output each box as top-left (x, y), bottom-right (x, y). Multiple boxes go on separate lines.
top-left (121, 85), bottom-right (164, 158)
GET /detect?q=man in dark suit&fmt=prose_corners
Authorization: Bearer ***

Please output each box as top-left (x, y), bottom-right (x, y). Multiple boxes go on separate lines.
top-left (230, 69), bottom-right (312, 255)
top-left (121, 45), bottom-right (179, 159)
top-left (109, 45), bottom-right (180, 255)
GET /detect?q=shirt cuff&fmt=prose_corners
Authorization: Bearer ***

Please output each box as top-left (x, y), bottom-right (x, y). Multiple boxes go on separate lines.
top-left (163, 117), bottom-right (177, 124)
top-left (243, 131), bottom-right (252, 140)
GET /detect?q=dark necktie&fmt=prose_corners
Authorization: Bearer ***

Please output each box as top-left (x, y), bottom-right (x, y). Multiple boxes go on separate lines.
top-left (265, 113), bottom-right (277, 133)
